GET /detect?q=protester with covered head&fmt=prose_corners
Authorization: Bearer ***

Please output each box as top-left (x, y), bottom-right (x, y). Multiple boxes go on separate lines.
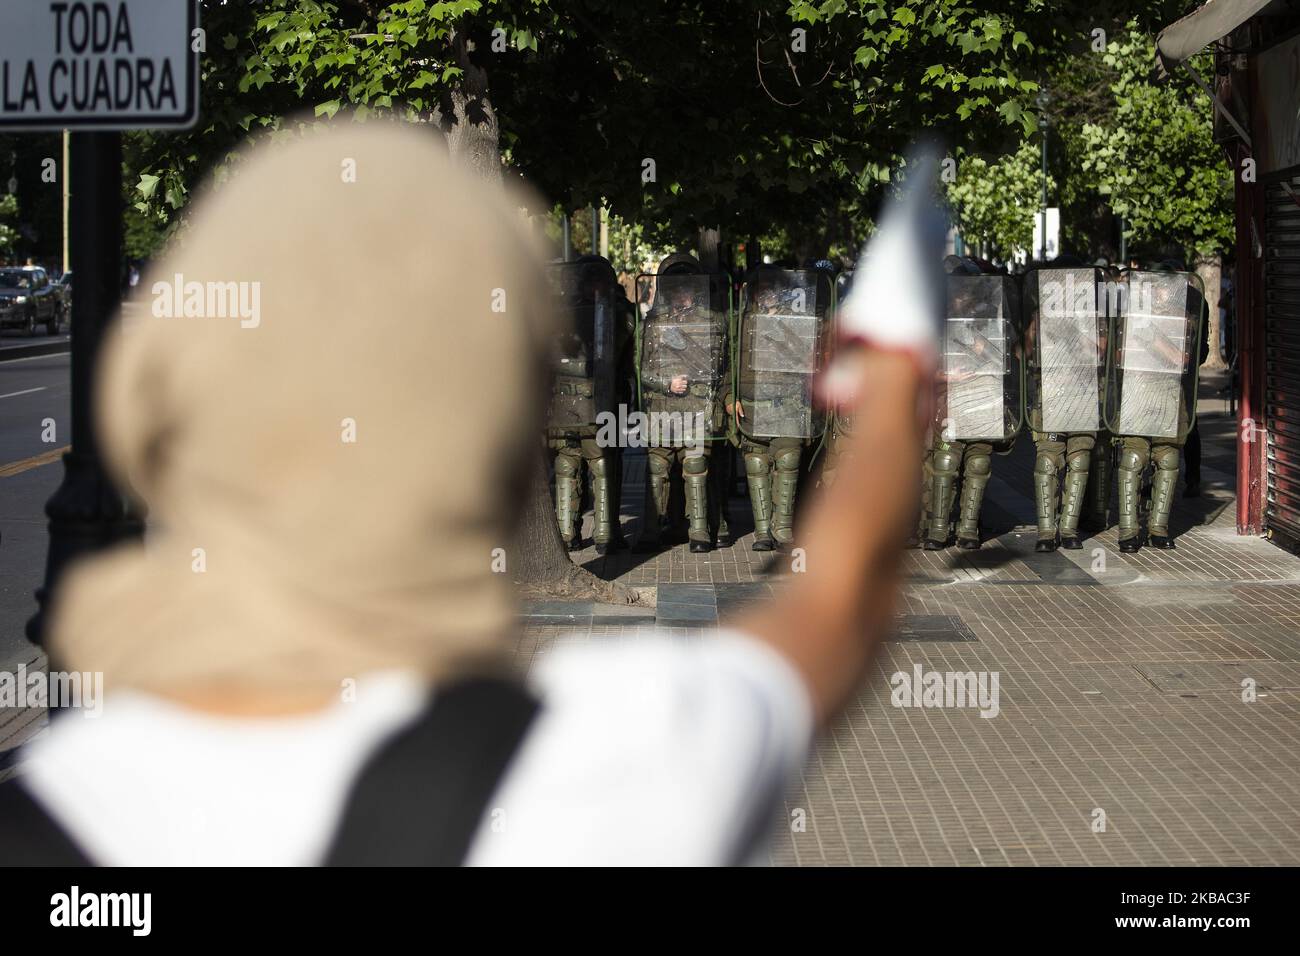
top-left (0, 120), bottom-right (941, 867)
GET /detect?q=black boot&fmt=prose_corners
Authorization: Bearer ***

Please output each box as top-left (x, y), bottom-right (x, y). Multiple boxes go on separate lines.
top-left (595, 536), bottom-right (628, 556)
top-left (1149, 534), bottom-right (1174, 550)
top-left (1119, 536), bottom-right (1140, 554)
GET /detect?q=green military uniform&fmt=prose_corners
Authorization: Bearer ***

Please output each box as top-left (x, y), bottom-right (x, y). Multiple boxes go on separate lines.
top-left (927, 263), bottom-right (1021, 550)
top-left (1111, 269), bottom-right (1206, 551)
top-left (737, 435), bottom-right (802, 550)
top-left (1117, 433), bottom-right (1183, 547)
top-left (1025, 264), bottom-right (1107, 551)
top-left (636, 257), bottom-right (729, 553)
top-left (546, 257), bottom-right (633, 553)
top-left (1031, 427), bottom-right (1095, 549)
top-left (1083, 431), bottom-right (1114, 532)
top-left (927, 437), bottom-right (995, 549)
top-left (732, 267), bottom-right (829, 551)
top-left (550, 436), bottom-right (623, 551)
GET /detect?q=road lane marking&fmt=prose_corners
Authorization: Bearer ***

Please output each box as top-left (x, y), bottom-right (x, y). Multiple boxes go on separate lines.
top-left (0, 387), bottom-right (47, 400)
top-left (0, 350), bottom-right (71, 365)
top-left (0, 445), bottom-right (68, 478)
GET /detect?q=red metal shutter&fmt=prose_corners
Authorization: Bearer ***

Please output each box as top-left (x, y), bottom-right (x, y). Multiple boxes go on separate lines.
top-left (1264, 169), bottom-right (1300, 547)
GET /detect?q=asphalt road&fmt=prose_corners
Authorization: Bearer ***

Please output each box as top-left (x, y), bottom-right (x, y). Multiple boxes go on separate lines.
top-left (0, 352), bottom-right (70, 668)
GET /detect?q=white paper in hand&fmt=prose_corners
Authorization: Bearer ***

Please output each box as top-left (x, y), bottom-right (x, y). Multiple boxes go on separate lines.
top-left (835, 146), bottom-right (946, 371)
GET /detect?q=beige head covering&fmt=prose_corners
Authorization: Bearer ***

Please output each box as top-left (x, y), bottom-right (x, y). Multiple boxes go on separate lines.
top-left (49, 119), bottom-right (557, 695)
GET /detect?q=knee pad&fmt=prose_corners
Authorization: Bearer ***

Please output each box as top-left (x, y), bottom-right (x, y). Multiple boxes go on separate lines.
top-left (586, 454), bottom-right (609, 478)
top-left (932, 448), bottom-right (962, 478)
top-left (1066, 449), bottom-right (1091, 473)
top-left (964, 454), bottom-right (991, 479)
top-left (1034, 453), bottom-right (1059, 477)
top-left (744, 453), bottom-right (769, 477)
top-left (1118, 448), bottom-right (1146, 473)
top-left (554, 454), bottom-right (580, 478)
top-left (682, 453), bottom-right (709, 476)
top-left (774, 448), bottom-right (802, 473)
top-left (1152, 444), bottom-right (1180, 471)
top-left (647, 451), bottom-right (672, 477)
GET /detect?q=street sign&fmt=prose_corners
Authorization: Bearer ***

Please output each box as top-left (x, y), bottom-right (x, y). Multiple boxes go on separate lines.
top-left (0, 1), bottom-right (199, 130)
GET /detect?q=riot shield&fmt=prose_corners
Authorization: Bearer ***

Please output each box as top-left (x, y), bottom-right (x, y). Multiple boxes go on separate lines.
top-left (736, 269), bottom-right (831, 440)
top-left (939, 274), bottom-right (1022, 442)
top-left (1105, 270), bottom-right (1202, 441)
top-left (635, 271), bottom-right (729, 445)
top-left (1025, 267), bottom-right (1106, 434)
top-left (545, 261), bottom-right (618, 431)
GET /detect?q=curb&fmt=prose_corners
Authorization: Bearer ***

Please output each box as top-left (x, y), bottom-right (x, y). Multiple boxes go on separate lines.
top-left (0, 338), bottom-right (71, 362)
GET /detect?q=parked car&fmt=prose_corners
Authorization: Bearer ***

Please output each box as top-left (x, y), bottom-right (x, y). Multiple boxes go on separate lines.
top-left (0, 267), bottom-right (62, 336)
top-left (54, 269), bottom-right (72, 327)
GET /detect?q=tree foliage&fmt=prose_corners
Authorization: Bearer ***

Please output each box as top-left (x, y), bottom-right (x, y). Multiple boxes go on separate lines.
top-left (945, 141), bottom-right (1053, 258)
top-left (1077, 26), bottom-right (1232, 259)
top-left (120, 0), bottom-right (1227, 267)
top-left (0, 192), bottom-right (18, 256)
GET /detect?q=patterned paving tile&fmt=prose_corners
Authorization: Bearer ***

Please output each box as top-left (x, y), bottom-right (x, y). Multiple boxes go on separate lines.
top-left (523, 391), bottom-right (1300, 865)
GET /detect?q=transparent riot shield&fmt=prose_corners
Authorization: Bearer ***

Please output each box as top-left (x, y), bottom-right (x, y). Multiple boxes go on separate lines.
top-left (545, 261), bottom-right (618, 430)
top-left (634, 271), bottom-right (729, 445)
top-left (939, 274), bottom-right (1022, 442)
top-left (1105, 270), bottom-right (1203, 441)
top-left (736, 269), bottom-right (831, 440)
top-left (1025, 267), bottom-right (1106, 434)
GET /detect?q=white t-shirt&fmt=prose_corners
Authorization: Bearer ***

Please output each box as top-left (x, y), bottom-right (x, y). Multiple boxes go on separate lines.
top-left (20, 631), bottom-right (813, 866)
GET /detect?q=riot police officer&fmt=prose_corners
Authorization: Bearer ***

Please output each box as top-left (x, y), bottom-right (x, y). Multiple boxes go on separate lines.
top-left (823, 266), bottom-right (932, 546)
top-left (1083, 264), bottom-right (1124, 536)
top-left (636, 254), bottom-right (729, 553)
top-left (729, 265), bottom-right (831, 551)
top-left (1107, 264), bottom-right (1206, 551)
top-left (1024, 259), bottom-right (1108, 552)
top-left (546, 256), bottom-right (632, 553)
top-left (924, 257), bottom-right (1022, 550)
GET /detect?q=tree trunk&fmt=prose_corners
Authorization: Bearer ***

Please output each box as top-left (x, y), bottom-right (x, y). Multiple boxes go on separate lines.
top-left (697, 226), bottom-right (721, 272)
top-left (510, 449), bottom-right (644, 604)
top-left (437, 28), bottom-right (644, 605)
top-left (1195, 253), bottom-right (1226, 370)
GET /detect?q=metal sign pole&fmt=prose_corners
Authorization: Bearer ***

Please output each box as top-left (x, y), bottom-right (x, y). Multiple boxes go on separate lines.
top-left (61, 129), bottom-right (69, 274)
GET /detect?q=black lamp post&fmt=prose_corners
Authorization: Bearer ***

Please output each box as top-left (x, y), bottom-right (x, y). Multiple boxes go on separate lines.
top-left (1037, 90), bottom-right (1050, 262)
top-left (26, 132), bottom-right (143, 651)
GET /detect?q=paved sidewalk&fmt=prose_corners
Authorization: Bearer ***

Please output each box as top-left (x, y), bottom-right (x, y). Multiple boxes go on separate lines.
top-left (521, 375), bottom-right (1300, 865)
top-left (6, 374), bottom-right (1297, 861)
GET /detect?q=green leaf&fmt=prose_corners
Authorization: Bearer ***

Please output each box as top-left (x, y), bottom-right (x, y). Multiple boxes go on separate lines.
top-left (136, 173), bottom-right (160, 199)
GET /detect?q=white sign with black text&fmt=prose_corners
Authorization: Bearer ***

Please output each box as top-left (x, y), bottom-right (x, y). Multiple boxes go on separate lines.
top-left (0, 1), bottom-right (199, 130)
